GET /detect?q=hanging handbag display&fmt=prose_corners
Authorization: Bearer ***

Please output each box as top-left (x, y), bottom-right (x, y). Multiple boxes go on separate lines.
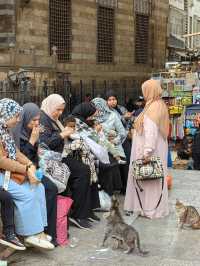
top-left (132, 156), bottom-right (164, 211)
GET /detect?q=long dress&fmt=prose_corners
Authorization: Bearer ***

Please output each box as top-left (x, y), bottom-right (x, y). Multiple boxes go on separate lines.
top-left (124, 115), bottom-right (169, 219)
top-left (0, 174), bottom-right (47, 236)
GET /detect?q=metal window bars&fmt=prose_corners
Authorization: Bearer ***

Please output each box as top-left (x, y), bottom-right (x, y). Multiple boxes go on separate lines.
top-left (49, 0), bottom-right (72, 62)
top-left (134, 0), bottom-right (151, 64)
top-left (134, 0), bottom-right (152, 16)
top-left (97, 5), bottom-right (115, 64)
top-left (135, 14), bottom-right (149, 64)
top-left (96, 0), bottom-right (118, 8)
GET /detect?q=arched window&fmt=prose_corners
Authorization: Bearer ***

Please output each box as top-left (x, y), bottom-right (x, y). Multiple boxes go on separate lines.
top-left (49, 0), bottom-right (72, 62)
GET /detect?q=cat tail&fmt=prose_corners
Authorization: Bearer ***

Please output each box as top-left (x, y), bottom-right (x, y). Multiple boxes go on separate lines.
top-left (136, 233), bottom-right (149, 256)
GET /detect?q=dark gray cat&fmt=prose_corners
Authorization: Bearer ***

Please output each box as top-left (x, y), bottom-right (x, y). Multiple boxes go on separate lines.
top-left (102, 196), bottom-right (149, 255)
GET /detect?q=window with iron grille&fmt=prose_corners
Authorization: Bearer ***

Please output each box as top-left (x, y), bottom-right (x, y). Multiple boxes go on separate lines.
top-left (134, 0), bottom-right (151, 64)
top-left (135, 14), bottom-right (149, 64)
top-left (96, 0), bottom-right (118, 8)
top-left (134, 0), bottom-right (152, 15)
top-left (49, 0), bottom-right (72, 62)
top-left (97, 5), bottom-right (115, 64)
top-left (0, 0), bottom-right (16, 48)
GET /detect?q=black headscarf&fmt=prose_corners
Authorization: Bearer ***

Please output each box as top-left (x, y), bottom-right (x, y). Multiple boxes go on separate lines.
top-left (71, 102), bottom-right (96, 123)
top-left (12, 102), bottom-right (40, 148)
top-left (105, 90), bottom-right (123, 116)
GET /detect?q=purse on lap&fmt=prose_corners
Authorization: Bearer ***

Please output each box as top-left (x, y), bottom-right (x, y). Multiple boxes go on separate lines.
top-left (0, 142), bottom-right (26, 185)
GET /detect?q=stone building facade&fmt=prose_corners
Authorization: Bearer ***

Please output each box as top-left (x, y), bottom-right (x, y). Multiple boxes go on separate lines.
top-left (167, 0), bottom-right (186, 61)
top-left (0, 0), bottom-right (169, 100)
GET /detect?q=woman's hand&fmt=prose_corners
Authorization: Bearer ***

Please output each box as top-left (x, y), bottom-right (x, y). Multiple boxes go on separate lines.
top-left (27, 166), bottom-right (39, 185)
top-left (29, 126), bottom-right (40, 146)
top-left (60, 127), bottom-right (74, 139)
top-left (143, 156), bottom-right (151, 164)
top-left (123, 112), bottom-right (132, 119)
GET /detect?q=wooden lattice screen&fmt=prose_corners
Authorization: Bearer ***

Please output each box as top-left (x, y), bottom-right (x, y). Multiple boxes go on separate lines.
top-left (97, 5), bottom-right (115, 64)
top-left (49, 0), bottom-right (72, 62)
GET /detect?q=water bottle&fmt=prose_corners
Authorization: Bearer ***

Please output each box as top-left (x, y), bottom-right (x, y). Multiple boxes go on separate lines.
top-left (35, 168), bottom-right (43, 181)
top-left (31, 168), bottom-right (43, 191)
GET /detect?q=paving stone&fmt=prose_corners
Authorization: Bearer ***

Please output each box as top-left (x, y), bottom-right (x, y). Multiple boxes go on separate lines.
top-left (8, 170), bottom-right (200, 266)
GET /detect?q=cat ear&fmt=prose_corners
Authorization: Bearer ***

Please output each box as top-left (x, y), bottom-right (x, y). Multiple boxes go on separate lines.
top-left (112, 196), bottom-right (119, 208)
top-left (176, 199), bottom-right (180, 204)
top-left (112, 195), bottom-right (117, 201)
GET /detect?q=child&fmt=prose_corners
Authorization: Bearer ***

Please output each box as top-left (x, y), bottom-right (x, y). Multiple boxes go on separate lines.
top-left (87, 120), bottom-right (126, 165)
top-left (62, 117), bottom-right (98, 184)
top-left (0, 189), bottom-right (25, 250)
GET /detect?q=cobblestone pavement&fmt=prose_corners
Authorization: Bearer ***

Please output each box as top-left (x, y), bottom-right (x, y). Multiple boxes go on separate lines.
top-left (7, 170), bottom-right (200, 266)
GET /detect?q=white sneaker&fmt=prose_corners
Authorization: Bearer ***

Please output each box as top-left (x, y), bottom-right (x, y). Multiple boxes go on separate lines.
top-left (45, 234), bottom-right (52, 242)
top-left (25, 235), bottom-right (54, 250)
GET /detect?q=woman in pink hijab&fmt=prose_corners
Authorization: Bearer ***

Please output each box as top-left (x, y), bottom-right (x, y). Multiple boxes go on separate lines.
top-left (124, 80), bottom-right (169, 219)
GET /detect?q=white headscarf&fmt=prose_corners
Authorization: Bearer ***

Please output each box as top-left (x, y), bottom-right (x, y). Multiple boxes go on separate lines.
top-left (41, 94), bottom-right (65, 120)
top-left (41, 94), bottom-right (66, 130)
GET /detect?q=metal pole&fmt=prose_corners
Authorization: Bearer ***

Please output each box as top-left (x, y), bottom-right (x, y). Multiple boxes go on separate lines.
top-left (80, 80), bottom-right (83, 103)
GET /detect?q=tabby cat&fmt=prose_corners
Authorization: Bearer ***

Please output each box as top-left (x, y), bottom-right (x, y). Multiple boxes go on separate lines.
top-left (102, 196), bottom-right (149, 255)
top-left (175, 199), bottom-right (200, 229)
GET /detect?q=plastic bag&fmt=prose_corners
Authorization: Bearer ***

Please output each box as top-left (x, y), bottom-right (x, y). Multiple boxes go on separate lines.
top-left (98, 190), bottom-right (111, 211)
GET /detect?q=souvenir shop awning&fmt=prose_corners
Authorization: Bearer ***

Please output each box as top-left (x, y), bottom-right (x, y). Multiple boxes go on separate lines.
top-left (175, 51), bottom-right (187, 57)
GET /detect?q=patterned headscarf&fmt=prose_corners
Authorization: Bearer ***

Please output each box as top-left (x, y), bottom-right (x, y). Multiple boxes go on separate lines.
top-left (92, 98), bottom-right (111, 123)
top-left (0, 98), bottom-right (23, 159)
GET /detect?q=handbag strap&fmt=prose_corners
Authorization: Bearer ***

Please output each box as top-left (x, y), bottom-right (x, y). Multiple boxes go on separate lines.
top-left (3, 171), bottom-right (11, 191)
top-left (135, 176), bottom-right (164, 212)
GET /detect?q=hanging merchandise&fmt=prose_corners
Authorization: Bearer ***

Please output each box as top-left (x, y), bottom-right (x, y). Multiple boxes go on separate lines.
top-left (185, 105), bottom-right (200, 135)
top-left (152, 70), bottom-right (200, 140)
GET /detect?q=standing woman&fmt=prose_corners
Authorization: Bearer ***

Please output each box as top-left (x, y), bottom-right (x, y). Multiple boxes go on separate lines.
top-left (0, 98), bottom-right (54, 249)
top-left (12, 103), bottom-right (58, 244)
top-left (92, 97), bottom-right (126, 156)
top-left (39, 94), bottom-right (96, 229)
top-left (105, 91), bottom-right (132, 194)
top-left (124, 80), bottom-right (169, 219)
top-left (92, 97), bottom-right (126, 194)
top-left (105, 90), bottom-right (133, 129)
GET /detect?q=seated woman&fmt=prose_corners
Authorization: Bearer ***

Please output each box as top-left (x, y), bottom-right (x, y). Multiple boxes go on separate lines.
top-left (12, 103), bottom-right (58, 245)
top-left (39, 94), bottom-right (99, 229)
top-left (0, 98), bottom-right (54, 250)
top-left (71, 102), bottom-right (122, 196)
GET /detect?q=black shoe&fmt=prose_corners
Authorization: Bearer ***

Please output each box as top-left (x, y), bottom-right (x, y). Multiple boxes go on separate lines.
top-left (88, 212), bottom-right (101, 222)
top-left (51, 240), bottom-right (59, 247)
top-left (69, 217), bottom-right (92, 229)
top-left (0, 234), bottom-right (26, 251)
